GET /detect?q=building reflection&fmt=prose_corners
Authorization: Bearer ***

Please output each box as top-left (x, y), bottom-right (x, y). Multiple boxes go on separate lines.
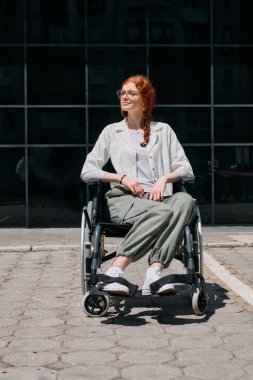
top-left (27, 0), bottom-right (85, 43)
top-left (0, 0), bottom-right (253, 226)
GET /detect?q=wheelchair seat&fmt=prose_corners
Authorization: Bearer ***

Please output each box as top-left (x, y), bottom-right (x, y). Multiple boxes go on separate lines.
top-left (80, 180), bottom-right (208, 317)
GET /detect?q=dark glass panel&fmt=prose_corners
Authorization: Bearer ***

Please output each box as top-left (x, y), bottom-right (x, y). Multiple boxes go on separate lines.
top-left (87, 0), bottom-right (146, 43)
top-left (0, 48), bottom-right (24, 105)
top-left (27, 47), bottom-right (85, 105)
top-left (27, 0), bottom-right (85, 44)
top-left (0, 148), bottom-right (25, 227)
top-left (149, 0), bottom-right (210, 44)
top-left (0, 0), bottom-right (24, 43)
top-left (89, 108), bottom-right (121, 144)
top-left (153, 107), bottom-right (211, 143)
top-left (213, 0), bottom-right (253, 44)
top-left (150, 47), bottom-right (210, 104)
top-left (28, 108), bottom-right (86, 144)
top-left (0, 109), bottom-right (24, 144)
top-left (28, 147), bottom-right (86, 227)
top-left (214, 146), bottom-right (253, 224)
top-left (214, 47), bottom-right (253, 104)
top-left (184, 146), bottom-right (212, 224)
top-left (214, 108), bottom-right (253, 143)
top-left (88, 47), bottom-right (146, 104)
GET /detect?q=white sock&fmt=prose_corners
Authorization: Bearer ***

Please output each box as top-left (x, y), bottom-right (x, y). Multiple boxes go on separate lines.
top-left (105, 266), bottom-right (124, 277)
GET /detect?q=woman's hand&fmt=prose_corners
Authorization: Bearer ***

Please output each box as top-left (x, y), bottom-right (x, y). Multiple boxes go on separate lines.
top-left (149, 176), bottom-right (167, 201)
top-left (121, 176), bottom-right (144, 197)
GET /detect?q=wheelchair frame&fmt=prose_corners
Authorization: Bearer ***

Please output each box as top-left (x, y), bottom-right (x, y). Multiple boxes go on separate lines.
top-left (80, 180), bottom-right (208, 317)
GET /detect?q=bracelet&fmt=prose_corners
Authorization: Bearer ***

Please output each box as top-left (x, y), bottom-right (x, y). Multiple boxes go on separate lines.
top-left (119, 174), bottom-right (126, 184)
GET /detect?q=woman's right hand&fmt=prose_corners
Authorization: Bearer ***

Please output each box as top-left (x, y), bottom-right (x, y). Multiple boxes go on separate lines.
top-left (121, 176), bottom-right (144, 197)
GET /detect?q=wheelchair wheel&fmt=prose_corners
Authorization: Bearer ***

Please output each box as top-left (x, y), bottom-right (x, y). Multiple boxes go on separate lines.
top-left (192, 287), bottom-right (208, 316)
top-left (80, 201), bottom-right (93, 295)
top-left (82, 292), bottom-right (109, 317)
top-left (194, 205), bottom-right (204, 275)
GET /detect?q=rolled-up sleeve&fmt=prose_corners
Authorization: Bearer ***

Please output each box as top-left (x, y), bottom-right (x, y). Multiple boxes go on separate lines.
top-left (80, 128), bottom-right (111, 183)
top-left (169, 129), bottom-right (194, 179)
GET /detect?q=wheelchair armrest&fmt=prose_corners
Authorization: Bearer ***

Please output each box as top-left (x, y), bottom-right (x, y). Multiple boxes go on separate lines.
top-left (181, 178), bottom-right (195, 185)
top-left (86, 180), bottom-right (103, 226)
top-left (86, 180), bottom-right (110, 226)
top-left (174, 177), bottom-right (195, 194)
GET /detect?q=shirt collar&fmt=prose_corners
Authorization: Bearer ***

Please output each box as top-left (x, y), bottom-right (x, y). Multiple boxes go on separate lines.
top-left (115, 119), bottom-right (163, 132)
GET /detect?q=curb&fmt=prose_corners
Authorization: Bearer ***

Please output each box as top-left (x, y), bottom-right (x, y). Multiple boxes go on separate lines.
top-left (204, 242), bottom-right (253, 248)
top-left (0, 245), bottom-right (80, 252)
top-left (0, 242), bottom-right (252, 252)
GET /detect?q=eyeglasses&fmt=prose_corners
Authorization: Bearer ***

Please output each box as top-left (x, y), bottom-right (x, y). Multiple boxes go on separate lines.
top-left (116, 90), bottom-right (139, 99)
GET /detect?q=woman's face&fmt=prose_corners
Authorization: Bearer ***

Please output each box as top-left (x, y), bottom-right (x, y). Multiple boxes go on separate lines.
top-left (120, 82), bottom-right (144, 115)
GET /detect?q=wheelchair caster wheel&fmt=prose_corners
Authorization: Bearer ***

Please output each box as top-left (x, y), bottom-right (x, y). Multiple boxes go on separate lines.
top-left (82, 292), bottom-right (109, 317)
top-left (192, 288), bottom-right (208, 316)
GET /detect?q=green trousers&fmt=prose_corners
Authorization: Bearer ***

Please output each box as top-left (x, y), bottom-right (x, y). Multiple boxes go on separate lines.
top-left (105, 187), bottom-right (195, 267)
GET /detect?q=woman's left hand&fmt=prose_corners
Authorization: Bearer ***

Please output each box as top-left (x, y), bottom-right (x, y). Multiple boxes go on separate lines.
top-left (149, 176), bottom-right (167, 201)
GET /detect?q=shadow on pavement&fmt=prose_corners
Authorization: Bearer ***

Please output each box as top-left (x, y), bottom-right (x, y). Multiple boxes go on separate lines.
top-left (101, 282), bottom-right (229, 326)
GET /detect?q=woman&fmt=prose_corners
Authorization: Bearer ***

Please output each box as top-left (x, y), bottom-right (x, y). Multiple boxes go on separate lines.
top-left (81, 75), bottom-right (195, 295)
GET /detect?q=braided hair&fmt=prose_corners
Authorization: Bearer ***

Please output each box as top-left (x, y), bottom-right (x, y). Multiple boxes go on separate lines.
top-left (120, 75), bottom-right (156, 147)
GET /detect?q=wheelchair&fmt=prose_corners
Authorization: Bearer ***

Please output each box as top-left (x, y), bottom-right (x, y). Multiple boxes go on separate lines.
top-left (80, 179), bottom-right (208, 317)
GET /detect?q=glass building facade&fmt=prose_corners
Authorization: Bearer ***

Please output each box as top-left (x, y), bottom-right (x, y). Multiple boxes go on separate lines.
top-left (0, 0), bottom-right (253, 227)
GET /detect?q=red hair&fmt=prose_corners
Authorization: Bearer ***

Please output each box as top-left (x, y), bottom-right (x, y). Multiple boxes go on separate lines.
top-left (120, 75), bottom-right (156, 147)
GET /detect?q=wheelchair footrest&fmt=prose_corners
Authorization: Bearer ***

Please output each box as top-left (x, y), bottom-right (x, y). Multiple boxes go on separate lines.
top-left (150, 274), bottom-right (195, 295)
top-left (89, 287), bottom-right (136, 299)
top-left (176, 284), bottom-right (198, 297)
top-left (96, 274), bottom-right (138, 296)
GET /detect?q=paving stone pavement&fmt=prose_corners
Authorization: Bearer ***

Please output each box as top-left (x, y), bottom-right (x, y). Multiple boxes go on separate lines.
top-left (206, 247), bottom-right (253, 288)
top-left (1, 238), bottom-right (253, 380)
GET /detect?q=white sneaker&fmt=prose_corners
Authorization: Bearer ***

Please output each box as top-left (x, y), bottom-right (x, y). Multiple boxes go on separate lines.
top-left (142, 267), bottom-right (175, 296)
top-left (96, 266), bottom-right (129, 294)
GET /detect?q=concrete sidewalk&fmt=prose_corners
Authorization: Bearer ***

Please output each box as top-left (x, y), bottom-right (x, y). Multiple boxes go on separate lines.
top-left (0, 241), bottom-right (253, 379)
top-left (0, 226), bottom-right (252, 252)
top-left (0, 226), bottom-right (253, 379)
